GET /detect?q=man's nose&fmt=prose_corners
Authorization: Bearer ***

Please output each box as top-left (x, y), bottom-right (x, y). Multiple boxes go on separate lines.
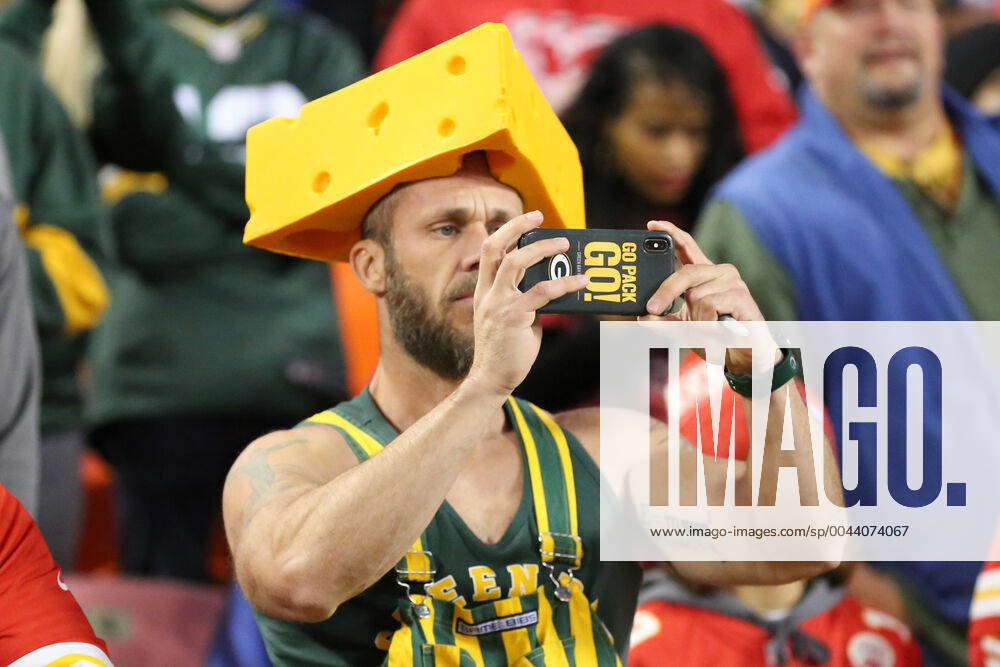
top-left (460, 223), bottom-right (490, 272)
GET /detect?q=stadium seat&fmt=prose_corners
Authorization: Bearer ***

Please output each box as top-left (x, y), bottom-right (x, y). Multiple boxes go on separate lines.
top-left (64, 574), bottom-right (225, 665)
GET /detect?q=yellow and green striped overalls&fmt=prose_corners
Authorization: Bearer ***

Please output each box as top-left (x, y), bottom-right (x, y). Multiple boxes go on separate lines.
top-left (252, 390), bottom-right (641, 666)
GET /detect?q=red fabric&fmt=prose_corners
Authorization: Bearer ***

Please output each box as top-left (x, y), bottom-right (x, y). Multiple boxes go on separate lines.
top-left (670, 353), bottom-right (835, 462)
top-left (676, 352), bottom-right (750, 461)
top-left (0, 483), bottom-right (107, 664)
top-left (970, 561), bottom-right (1000, 667)
top-left (629, 595), bottom-right (922, 666)
top-left (375, 0), bottom-right (797, 152)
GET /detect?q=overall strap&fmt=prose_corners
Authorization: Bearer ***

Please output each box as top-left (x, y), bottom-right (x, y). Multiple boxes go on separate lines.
top-left (506, 398), bottom-right (583, 598)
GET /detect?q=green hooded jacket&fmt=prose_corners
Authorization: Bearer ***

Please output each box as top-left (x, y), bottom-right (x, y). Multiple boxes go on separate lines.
top-left (0, 38), bottom-right (109, 434)
top-left (2, 0), bottom-right (367, 424)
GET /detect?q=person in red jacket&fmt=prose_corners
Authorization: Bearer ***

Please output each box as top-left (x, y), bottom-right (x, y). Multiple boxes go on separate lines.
top-left (374, 0), bottom-right (797, 152)
top-left (0, 481), bottom-right (111, 666)
top-left (629, 567), bottom-right (922, 667)
top-left (969, 560), bottom-right (1000, 666)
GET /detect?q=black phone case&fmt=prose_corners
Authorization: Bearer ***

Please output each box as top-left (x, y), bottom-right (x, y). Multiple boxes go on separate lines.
top-left (517, 228), bottom-right (675, 316)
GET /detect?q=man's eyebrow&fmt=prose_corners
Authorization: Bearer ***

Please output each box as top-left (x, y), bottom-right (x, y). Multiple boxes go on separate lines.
top-left (489, 209), bottom-right (517, 225)
top-left (421, 207), bottom-right (472, 224)
top-left (425, 207), bottom-right (517, 225)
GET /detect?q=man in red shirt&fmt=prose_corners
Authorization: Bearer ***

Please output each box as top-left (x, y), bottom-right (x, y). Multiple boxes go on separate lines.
top-left (0, 482), bottom-right (111, 666)
top-left (374, 0), bottom-right (797, 152)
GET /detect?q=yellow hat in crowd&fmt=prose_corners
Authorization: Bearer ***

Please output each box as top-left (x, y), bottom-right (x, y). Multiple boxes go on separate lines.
top-left (802, 0), bottom-right (839, 23)
top-left (242, 22), bottom-right (585, 263)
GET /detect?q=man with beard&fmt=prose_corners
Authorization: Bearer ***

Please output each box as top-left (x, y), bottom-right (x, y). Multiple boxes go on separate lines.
top-left (221, 147), bottom-right (839, 665)
top-left (694, 0), bottom-right (1000, 664)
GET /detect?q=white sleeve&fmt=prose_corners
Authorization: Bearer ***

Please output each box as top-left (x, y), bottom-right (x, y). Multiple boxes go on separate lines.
top-left (7, 642), bottom-right (113, 667)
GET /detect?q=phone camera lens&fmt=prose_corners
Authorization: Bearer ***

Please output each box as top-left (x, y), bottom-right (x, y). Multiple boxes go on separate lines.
top-left (644, 238), bottom-right (668, 253)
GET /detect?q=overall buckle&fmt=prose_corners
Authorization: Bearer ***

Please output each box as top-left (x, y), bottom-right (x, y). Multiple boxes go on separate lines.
top-left (395, 549), bottom-right (435, 618)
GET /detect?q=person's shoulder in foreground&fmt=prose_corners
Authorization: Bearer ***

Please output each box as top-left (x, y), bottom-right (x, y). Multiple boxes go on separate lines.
top-left (0, 482), bottom-right (112, 666)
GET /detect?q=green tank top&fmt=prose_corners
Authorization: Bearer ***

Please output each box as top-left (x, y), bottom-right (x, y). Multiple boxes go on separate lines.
top-left (253, 390), bottom-right (641, 666)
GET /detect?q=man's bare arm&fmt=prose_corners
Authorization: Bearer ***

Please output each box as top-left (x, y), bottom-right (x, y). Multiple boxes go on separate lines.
top-left (562, 379), bottom-right (841, 587)
top-left (560, 220), bottom-right (843, 586)
top-left (223, 383), bottom-right (506, 623)
top-left (668, 381), bottom-right (842, 586)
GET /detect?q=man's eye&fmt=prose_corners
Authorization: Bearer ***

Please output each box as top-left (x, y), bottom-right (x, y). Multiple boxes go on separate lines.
top-left (435, 225), bottom-right (458, 237)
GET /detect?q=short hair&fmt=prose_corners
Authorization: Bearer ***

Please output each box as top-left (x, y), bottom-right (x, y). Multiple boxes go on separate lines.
top-left (360, 185), bottom-right (403, 247)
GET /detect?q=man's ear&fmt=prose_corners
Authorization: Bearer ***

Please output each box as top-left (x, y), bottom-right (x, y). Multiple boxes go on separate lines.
top-left (350, 239), bottom-right (387, 295)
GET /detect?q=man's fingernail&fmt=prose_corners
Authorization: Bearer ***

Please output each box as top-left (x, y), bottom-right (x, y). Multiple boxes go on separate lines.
top-left (526, 210), bottom-right (543, 221)
top-left (647, 300), bottom-right (662, 314)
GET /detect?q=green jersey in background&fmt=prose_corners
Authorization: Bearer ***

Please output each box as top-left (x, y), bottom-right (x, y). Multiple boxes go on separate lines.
top-left (2, 0), bottom-right (368, 424)
top-left (0, 38), bottom-right (108, 435)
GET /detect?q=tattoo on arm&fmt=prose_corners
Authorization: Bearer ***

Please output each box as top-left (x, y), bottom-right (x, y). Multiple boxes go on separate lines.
top-left (231, 438), bottom-right (313, 527)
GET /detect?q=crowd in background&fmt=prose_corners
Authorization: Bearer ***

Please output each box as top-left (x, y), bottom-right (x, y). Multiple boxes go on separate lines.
top-left (1, 0), bottom-right (999, 664)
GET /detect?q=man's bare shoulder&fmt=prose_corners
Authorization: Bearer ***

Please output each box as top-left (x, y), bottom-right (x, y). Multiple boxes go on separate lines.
top-left (223, 423), bottom-right (360, 541)
top-left (230, 423), bottom-right (359, 481)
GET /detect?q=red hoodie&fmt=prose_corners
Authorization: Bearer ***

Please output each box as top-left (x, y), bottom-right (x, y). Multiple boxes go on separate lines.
top-left (0, 483), bottom-right (111, 666)
top-left (629, 593), bottom-right (922, 666)
top-left (375, 0), bottom-right (797, 152)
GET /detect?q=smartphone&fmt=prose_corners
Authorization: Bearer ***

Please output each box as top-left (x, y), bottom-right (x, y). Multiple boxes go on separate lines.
top-left (517, 228), bottom-right (675, 316)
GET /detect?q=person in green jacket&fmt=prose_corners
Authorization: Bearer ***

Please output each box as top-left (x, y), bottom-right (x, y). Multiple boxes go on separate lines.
top-left (0, 37), bottom-right (109, 570)
top-left (1, 0), bottom-right (367, 582)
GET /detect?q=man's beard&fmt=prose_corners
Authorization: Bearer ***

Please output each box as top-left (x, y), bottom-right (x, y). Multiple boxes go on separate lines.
top-left (859, 63), bottom-right (924, 111)
top-left (861, 79), bottom-right (922, 110)
top-left (384, 248), bottom-right (475, 381)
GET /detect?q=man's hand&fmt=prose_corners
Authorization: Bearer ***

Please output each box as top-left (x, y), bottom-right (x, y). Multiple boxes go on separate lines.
top-left (640, 220), bottom-right (778, 376)
top-left (465, 210), bottom-right (589, 399)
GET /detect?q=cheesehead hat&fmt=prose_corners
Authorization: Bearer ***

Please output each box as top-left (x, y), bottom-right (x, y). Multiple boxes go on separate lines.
top-left (243, 22), bottom-right (585, 263)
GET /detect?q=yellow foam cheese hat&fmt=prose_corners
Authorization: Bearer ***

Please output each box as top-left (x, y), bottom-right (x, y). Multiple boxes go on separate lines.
top-left (243, 22), bottom-right (585, 263)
